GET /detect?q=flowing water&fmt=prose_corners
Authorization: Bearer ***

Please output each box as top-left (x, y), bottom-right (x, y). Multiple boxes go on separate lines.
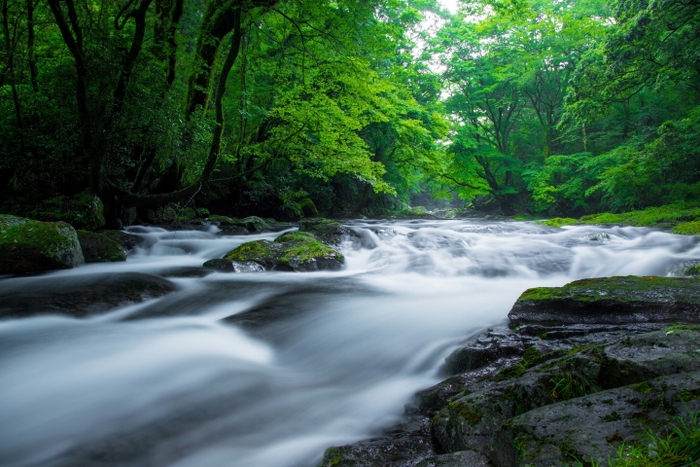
top-left (1, 219), bottom-right (699, 467)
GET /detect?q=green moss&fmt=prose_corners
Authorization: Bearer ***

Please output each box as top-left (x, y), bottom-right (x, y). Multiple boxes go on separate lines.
top-left (77, 230), bottom-right (126, 262)
top-left (497, 346), bottom-right (546, 380)
top-left (581, 212), bottom-right (626, 224)
top-left (580, 203), bottom-right (700, 230)
top-left (546, 372), bottom-right (596, 401)
top-left (517, 276), bottom-right (700, 305)
top-left (224, 240), bottom-right (276, 262)
top-left (538, 217), bottom-right (580, 227)
top-left (665, 324), bottom-right (700, 332)
top-left (603, 411), bottom-right (622, 422)
top-left (672, 221), bottom-right (700, 235)
top-left (448, 401), bottom-right (483, 426)
top-left (280, 239), bottom-right (342, 263)
top-left (21, 190), bottom-right (105, 230)
top-left (0, 216), bottom-right (84, 272)
top-left (275, 231), bottom-right (315, 243)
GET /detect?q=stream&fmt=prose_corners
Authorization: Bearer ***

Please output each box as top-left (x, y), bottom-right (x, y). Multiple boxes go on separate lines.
top-left (1, 219), bottom-right (699, 467)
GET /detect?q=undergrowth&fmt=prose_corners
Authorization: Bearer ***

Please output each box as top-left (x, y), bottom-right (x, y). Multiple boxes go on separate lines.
top-left (569, 408), bottom-right (700, 466)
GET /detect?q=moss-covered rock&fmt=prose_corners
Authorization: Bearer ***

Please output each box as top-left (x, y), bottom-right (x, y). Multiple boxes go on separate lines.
top-left (222, 230), bottom-right (344, 272)
top-left (509, 276), bottom-right (700, 325)
top-left (496, 370), bottom-right (700, 466)
top-left (298, 217), bottom-right (351, 244)
top-left (25, 190), bottom-right (105, 231)
top-left (234, 216), bottom-right (270, 233)
top-left (208, 215), bottom-right (237, 225)
top-left (0, 215), bottom-right (84, 274)
top-left (77, 230), bottom-right (127, 263)
top-left (431, 328), bottom-right (700, 460)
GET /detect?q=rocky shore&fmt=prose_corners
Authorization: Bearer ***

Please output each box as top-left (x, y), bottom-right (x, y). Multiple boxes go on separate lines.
top-left (320, 277), bottom-right (700, 467)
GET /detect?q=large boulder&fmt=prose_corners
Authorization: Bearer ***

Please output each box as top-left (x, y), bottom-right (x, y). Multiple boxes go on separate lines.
top-left (222, 231), bottom-right (343, 272)
top-left (77, 230), bottom-right (127, 263)
top-left (29, 190), bottom-right (105, 230)
top-left (509, 276), bottom-right (700, 325)
top-left (0, 215), bottom-right (84, 274)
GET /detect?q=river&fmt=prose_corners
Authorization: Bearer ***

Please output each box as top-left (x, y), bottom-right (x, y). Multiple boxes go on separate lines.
top-left (0, 219), bottom-right (698, 467)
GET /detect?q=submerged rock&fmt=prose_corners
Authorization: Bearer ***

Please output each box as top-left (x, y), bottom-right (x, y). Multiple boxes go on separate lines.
top-left (77, 230), bottom-right (127, 263)
top-left (0, 215), bottom-right (84, 274)
top-left (99, 229), bottom-right (143, 252)
top-left (509, 276), bottom-right (700, 325)
top-left (222, 231), bottom-right (343, 272)
top-left (0, 272), bottom-right (176, 318)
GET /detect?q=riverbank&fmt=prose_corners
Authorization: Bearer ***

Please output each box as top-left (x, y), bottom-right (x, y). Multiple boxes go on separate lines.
top-left (320, 277), bottom-right (700, 467)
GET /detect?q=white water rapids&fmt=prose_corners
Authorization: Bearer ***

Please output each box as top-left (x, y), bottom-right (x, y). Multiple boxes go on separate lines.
top-left (0, 219), bottom-right (699, 467)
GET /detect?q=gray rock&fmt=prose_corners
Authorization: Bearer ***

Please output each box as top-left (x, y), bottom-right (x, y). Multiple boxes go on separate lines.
top-left (203, 258), bottom-right (235, 272)
top-left (495, 371), bottom-right (700, 466)
top-left (509, 276), bottom-right (700, 325)
top-left (431, 329), bottom-right (700, 457)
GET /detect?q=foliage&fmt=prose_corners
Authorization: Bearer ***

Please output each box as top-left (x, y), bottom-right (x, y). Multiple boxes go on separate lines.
top-left (607, 410), bottom-right (700, 467)
top-left (537, 218), bottom-right (579, 228)
top-left (580, 203), bottom-right (700, 227)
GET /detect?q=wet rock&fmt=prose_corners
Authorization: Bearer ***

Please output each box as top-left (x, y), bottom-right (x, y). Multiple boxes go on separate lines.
top-left (0, 272), bottom-right (176, 318)
top-left (299, 217), bottom-right (354, 245)
top-left (509, 276), bottom-right (700, 325)
top-left (319, 417), bottom-right (435, 467)
top-left (203, 258), bottom-right (235, 272)
top-left (234, 216), bottom-right (270, 233)
top-left (0, 215), bottom-right (84, 274)
top-left (99, 229), bottom-right (143, 252)
top-left (496, 371), bottom-right (700, 466)
top-left (77, 230), bottom-right (127, 263)
top-left (443, 337), bottom-right (523, 375)
top-left (223, 231), bottom-right (343, 272)
top-left (431, 328), bottom-right (700, 456)
top-left (202, 259), bottom-right (265, 273)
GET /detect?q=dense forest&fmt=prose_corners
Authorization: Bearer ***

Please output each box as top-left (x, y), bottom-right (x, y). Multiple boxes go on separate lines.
top-left (1, 0), bottom-right (699, 224)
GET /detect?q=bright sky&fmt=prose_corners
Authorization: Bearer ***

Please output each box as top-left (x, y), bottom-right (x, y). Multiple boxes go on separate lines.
top-left (439, 0), bottom-right (459, 14)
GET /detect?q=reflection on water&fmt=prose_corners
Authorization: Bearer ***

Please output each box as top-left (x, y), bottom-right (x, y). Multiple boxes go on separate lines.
top-left (0, 219), bottom-right (698, 467)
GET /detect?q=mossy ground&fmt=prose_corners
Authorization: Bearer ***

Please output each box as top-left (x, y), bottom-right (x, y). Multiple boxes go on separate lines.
top-left (517, 276), bottom-right (700, 304)
top-left (537, 217), bottom-right (580, 227)
top-left (579, 202), bottom-right (700, 232)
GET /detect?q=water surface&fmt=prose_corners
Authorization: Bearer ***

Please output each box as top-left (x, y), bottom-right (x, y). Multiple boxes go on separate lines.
top-left (1, 219), bottom-right (698, 467)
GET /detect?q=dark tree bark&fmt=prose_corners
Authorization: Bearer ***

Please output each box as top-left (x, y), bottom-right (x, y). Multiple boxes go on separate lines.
top-left (154, 0), bottom-right (184, 87)
top-left (184, 0), bottom-right (278, 119)
top-left (26, 0), bottom-right (38, 92)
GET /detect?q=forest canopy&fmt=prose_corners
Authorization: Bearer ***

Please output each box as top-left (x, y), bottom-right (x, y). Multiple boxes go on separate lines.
top-left (1, 0), bottom-right (699, 222)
